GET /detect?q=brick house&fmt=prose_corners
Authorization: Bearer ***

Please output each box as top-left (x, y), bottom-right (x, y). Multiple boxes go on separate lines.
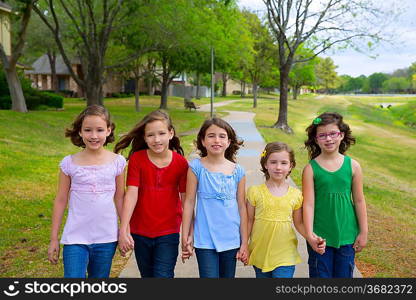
top-left (25, 54), bottom-right (124, 97)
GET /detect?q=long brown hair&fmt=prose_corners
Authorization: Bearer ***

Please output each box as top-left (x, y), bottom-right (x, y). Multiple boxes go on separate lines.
top-left (114, 110), bottom-right (183, 159)
top-left (196, 117), bottom-right (243, 163)
top-left (260, 142), bottom-right (296, 180)
top-left (65, 105), bottom-right (115, 147)
top-left (305, 112), bottom-right (356, 159)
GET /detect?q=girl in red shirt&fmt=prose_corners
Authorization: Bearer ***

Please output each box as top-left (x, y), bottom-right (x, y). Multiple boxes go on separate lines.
top-left (114, 110), bottom-right (189, 278)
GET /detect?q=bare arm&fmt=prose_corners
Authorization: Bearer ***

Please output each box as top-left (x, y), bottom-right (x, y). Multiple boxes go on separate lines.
top-left (114, 169), bottom-right (126, 221)
top-left (118, 185), bottom-right (138, 253)
top-left (246, 200), bottom-right (255, 241)
top-left (180, 192), bottom-right (194, 237)
top-left (48, 170), bottom-right (70, 264)
top-left (293, 207), bottom-right (307, 238)
top-left (236, 176), bottom-right (249, 263)
top-left (302, 164), bottom-right (315, 240)
top-left (302, 164), bottom-right (325, 253)
top-left (181, 169), bottom-right (197, 247)
top-left (351, 159), bottom-right (368, 252)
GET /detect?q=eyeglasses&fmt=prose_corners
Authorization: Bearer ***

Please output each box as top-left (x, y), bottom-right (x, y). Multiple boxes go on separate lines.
top-left (316, 131), bottom-right (342, 140)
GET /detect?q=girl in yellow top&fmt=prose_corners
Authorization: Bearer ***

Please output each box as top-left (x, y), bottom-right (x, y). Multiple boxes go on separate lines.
top-left (246, 142), bottom-right (325, 278)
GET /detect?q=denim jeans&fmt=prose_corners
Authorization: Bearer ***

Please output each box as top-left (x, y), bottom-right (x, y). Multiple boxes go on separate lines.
top-left (195, 248), bottom-right (239, 278)
top-left (132, 233), bottom-right (179, 278)
top-left (307, 243), bottom-right (355, 278)
top-left (62, 242), bottom-right (117, 278)
top-left (253, 265), bottom-right (295, 278)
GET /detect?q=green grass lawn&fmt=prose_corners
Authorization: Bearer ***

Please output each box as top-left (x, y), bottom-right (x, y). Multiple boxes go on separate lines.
top-left (217, 94), bottom-right (416, 277)
top-left (0, 95), bottom-right (211, 277)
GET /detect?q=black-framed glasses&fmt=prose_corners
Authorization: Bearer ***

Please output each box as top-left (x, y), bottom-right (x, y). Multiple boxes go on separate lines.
top-left (316, 131), bottom-right (341, 140)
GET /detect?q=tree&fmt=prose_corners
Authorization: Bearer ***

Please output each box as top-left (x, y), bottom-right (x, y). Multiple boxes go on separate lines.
top-left (242, 10), bottom-right (275, 107)
top-left (213, 2), bottom-right (252, 98)
top-left (34, 0), bottom-right (128, 106)
top-left (24, 12), bottom-right (60, 92)
top-left (315, 57), bottom-right (338, 93)
top-left (0, 0), bottom-right (36, 112)
top-left (289, 46), bottom-right (317, 99)
top-left (263, 0), bottom-right (396, 133)
top-left (368, 72), bottom-right (388, 93)
top-left (382, 77), bottom-right (410, 93)
top-left (139, 0), bottom-right (220, 109)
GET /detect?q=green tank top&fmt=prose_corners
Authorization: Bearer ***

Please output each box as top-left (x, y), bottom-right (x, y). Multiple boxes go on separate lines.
top-left (310, 155), bottom-right (359, 248)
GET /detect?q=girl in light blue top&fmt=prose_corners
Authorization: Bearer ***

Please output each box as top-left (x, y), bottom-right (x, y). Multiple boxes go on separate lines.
top-left (181, 117), bottom-right (248, 278)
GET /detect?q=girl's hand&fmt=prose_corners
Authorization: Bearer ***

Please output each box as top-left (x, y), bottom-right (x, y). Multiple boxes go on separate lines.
top-left (181, 235), bottom-right (194, 263)
top-left (307, 234), bottom-right (326, 255)
top-left (353, 232), bottom-right (367, 253)
top-left (118, 231), bottom-right (134, 255)
top-left (236, 243), bottom-right (249, 265)
top-left (48, 240), bottom-right (60, 264)
top-left (316, 236), bottom-right (326, 255)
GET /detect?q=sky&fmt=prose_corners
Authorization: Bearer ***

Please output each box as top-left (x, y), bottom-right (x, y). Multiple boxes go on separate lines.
top-left (237, 0), bottom-right (416, 77)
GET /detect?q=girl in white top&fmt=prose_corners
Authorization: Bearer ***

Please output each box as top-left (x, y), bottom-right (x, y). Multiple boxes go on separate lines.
top-left (48, 105), bottom-right (126, 278)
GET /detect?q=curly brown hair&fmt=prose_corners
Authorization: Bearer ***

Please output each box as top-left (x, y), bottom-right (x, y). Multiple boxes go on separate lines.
top-left (65, 105), bottom-right (115, 148)
top-left (260, 142), bottom-right (296, 180)
top-left (305, 112), bottom-right (356, 159)
top-left (196, 117), bottom-right (243, 163)
top-left (114, 109), bottom-right (183, 159)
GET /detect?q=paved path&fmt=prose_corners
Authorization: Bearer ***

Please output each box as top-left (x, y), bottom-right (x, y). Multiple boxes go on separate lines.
top-left (119, 100), bottom-right (362, 278)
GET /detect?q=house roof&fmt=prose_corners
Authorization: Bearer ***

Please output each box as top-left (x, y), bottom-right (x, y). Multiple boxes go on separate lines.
top-left (0, 2), bottom-right (12, 13)
top-left (25, 54), bottom-right (78, 75)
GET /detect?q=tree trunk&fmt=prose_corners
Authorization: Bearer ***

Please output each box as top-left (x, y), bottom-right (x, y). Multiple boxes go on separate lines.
top-left (221, 73), bottom-right (227, 97)
top-left (293, 85), bottom-right (299, 100)
top-left (5, 68), bottom-right (28, 112)
top-left (85, 58), bottom-right (104, 105)
top-left (47, 51), bottom-right (59, 92)
top-left (273, 66), bottom-right (293, 134)
top-left (135, 78), bottom-right (140, 112)
top-left (160, 79), bottom-right (169, 109)
top-left (241, 81), bottom-right (246, 98)
top-left (196, 72), bottom-right (201, 99)
top-left (85, 83), bottom-right (103, 106)
top-left (159, 56), bottom-right (170, 109)
top-left (252, 82), bottom-right (258, 108)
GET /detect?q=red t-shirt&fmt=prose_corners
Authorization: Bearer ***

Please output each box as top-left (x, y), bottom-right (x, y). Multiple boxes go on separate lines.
top-left (126, 149), bottom-right (188, 238)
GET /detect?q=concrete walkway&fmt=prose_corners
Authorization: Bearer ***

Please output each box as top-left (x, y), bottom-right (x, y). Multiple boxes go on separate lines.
top-left (119, 100), bottom-right (361, 278)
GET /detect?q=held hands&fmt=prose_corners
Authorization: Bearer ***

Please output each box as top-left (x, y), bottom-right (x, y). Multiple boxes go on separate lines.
top-left (48, 240), bottom-right (60, 264)
top-left (236, 243), bottom-right (249, 265)
top-left (118, 230), bottom-right (134, 257)
top-left (181, 235), bottom-right (194, 263)
top-left (307, 233), bottom-right (326, 255)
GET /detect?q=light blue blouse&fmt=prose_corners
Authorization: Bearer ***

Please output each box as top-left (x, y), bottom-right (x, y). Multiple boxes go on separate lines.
top-left (190, 158), bottom-right (245, 252)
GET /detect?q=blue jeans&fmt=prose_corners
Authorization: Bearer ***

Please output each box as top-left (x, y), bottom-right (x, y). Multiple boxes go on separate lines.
top-left (195, 248), bottom-right (239, 278)
top-left (253, 265), bottom-right (295, 278)
top-left (307, 244), bottom-right (355, 278)
top-left (63, 242), bottom-right (117, 278)
top-left (132, 233), bottom-right (179, 278)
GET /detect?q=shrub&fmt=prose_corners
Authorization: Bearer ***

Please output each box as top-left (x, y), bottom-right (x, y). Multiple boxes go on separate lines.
top-left (0, 71), bottom-right (63, 110)
top-left (0, 95), bottom-right (11, 109)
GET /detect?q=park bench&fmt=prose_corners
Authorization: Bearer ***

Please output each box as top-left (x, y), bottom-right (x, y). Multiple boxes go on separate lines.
top-left (184, 100), bottom-right (200, 111)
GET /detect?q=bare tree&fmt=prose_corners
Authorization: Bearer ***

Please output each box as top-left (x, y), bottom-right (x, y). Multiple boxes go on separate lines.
top-left (33, 0), bottom-right (126, 106)
top-left (263, 0), bottom-right (395, 133)
top-left (0, 1), bottom-right (36, 112)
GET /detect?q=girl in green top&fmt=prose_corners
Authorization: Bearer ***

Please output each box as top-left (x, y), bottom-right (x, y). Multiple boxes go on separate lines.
top-left (302, 112), bottom-right (368, 278)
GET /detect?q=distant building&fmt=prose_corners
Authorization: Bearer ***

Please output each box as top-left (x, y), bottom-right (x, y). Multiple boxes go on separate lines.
top-left (25, 54), bottom-right (124, 97)
top-left (0, 1), bottom-right (12, 56)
